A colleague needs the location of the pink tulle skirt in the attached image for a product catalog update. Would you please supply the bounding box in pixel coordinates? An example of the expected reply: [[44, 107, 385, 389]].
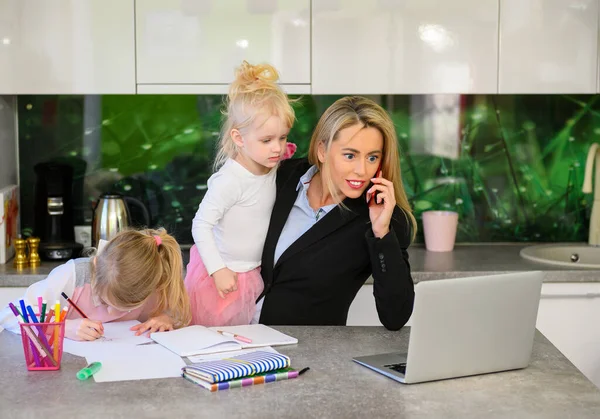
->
[[184, 245, 264, 327]]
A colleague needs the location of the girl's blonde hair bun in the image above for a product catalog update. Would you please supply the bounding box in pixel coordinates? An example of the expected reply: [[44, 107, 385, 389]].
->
[[229, 61, 281, 97]]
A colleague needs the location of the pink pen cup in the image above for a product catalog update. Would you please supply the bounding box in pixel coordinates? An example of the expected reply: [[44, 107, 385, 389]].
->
[[19, 322, 65, 371], [422, 210, 459, 252]]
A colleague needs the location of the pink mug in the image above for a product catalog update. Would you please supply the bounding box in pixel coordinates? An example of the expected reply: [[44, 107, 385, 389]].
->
[[422, 211, 459, 252]]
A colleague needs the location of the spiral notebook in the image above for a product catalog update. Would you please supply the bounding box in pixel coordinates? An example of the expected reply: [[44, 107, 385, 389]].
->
[[182, 351, 291, 384], [150, 324, 298, 357], [183, 367, 299, 392]]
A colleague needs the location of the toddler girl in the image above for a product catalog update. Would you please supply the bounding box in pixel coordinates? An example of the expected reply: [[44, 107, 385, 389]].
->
[[185, 61, 296, 326], [1, 228, 191, 340]]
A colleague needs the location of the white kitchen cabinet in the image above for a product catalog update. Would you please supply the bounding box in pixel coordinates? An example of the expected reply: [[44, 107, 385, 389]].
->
[[499, 0, 599, 94], [312, 0, 499, 94], [135, 0, 310, 88], [137, 83, 311, 94], [536, 282, 600, 389], [0, 0, 135, 94]]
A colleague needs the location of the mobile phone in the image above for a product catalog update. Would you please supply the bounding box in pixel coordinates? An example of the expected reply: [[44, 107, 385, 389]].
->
[[367, 162, 383, 206]]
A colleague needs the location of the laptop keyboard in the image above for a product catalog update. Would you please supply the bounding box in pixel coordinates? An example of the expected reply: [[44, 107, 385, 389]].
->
[[384, 362, 406, 375]]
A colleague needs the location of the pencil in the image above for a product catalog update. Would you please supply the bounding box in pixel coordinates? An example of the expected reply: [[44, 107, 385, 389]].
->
[[61, 292, 88, 318]]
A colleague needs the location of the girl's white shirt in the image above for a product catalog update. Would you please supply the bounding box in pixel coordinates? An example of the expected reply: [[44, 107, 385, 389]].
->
[[0, 261, 76, 333], [191, 159, 276, 275], [0, 240, 109, 333]]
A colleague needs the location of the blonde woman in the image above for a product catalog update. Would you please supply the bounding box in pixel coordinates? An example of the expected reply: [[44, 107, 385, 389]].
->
[[185, 61, 296, 327], [0, 228, 191, 340], [258, 96, 417, 330]]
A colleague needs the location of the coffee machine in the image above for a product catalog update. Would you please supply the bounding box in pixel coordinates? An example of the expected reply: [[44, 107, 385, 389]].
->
[[33, 162, 83, 260]]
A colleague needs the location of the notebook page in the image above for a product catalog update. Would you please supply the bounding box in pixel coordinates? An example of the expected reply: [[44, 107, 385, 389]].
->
[[209, 324, 298, 348], [151, 325, 242, 356]]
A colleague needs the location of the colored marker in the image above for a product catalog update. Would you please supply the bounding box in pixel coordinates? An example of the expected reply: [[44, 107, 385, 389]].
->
[[19, 299, 29, 323], [40, 300, 47, 322], [45, 309, 54, 323], [8, 302, 25, 322], [20, 322, 44, 367], [53, 300, 61, 361], [26, 306, 55, 359], [37, 297, 43, 317], [9, 303, 41, 367], [76, 362, 102, 380], [59, 307, 68, 322]]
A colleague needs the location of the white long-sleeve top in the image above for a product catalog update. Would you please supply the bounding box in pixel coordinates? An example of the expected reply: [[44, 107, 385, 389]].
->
[[191, 159, 276, 275], [1, 240, 111, 332]]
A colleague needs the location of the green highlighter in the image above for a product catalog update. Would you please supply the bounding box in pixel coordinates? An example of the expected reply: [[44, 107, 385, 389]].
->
[[76, 362, 102, 380]]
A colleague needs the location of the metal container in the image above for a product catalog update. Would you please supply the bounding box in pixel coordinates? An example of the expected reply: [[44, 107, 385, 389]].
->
[[91, 194, 150, 247]]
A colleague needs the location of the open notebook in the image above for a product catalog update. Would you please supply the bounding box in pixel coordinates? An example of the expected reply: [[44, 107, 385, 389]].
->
[[150, 324, 298, 357]]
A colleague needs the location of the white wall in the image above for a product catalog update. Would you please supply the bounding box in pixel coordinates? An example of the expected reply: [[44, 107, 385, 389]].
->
[[0, 95, 18, 189]]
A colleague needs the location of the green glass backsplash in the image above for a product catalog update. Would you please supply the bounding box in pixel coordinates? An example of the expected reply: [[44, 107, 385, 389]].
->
[[17, 94, 597, 244]]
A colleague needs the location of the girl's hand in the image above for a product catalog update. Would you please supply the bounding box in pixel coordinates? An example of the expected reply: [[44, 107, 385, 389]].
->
[[65, 318, 104, 341], [130, 314, 174, 336], [366, 171, 396, 238], [212, 268, 238, 299]]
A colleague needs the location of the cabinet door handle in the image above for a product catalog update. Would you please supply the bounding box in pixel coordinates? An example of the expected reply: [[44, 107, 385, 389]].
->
[[540, 293, 600, 299]]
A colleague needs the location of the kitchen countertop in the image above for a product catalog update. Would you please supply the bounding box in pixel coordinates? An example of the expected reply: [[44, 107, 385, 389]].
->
[[1, 244, 599, 287], [1, 326, 599, 418]]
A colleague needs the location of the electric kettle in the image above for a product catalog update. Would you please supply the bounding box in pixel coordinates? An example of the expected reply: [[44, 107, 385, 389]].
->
[[91, 193, 151, 247]]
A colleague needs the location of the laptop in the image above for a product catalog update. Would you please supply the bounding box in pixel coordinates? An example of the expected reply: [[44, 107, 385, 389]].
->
[[353, 271, 543, 384]]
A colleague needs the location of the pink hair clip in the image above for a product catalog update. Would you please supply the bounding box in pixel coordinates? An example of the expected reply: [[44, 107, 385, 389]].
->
[[154, 235, 162, 246], [282, 142, 297, 160]]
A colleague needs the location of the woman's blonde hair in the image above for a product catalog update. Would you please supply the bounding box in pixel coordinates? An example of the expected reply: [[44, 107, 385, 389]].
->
[[92, 228, 191, 327], [308, 96, 417, 240], [213, 61, 296, 170]]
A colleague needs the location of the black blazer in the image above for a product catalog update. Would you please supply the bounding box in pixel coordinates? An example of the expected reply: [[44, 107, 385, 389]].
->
[[259, 158, 414, 330]]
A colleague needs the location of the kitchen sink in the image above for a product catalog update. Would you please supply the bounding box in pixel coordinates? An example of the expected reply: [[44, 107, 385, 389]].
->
[[520, 244, 600, 269]]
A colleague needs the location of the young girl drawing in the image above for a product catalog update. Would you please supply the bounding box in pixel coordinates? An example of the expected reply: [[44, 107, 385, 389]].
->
[[185, 61, 296, 326], [0, 228, 191, 341]]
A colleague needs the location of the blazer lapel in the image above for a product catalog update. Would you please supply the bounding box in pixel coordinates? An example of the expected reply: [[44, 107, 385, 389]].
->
[[262, 164, 306, 280], [274, 197, 367, 269]]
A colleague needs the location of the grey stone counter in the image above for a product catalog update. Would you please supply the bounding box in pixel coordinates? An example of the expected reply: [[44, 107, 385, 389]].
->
[[1, 326, 599, 418], [2, 244, 599, 288], [406, 243, 600, 282]]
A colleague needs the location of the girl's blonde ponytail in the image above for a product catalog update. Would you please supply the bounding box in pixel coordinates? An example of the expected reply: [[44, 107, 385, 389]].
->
[[153, 230, 192, 327]]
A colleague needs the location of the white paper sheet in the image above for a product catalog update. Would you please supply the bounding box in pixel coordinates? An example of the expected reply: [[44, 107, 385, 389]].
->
[[187, 346, 279, 363], [84, 343, 186, 382], [63, 320, 152, 357]]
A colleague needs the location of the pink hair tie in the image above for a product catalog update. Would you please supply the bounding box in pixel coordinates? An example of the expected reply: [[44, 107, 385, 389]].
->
[[154, 235, 162, 246]]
